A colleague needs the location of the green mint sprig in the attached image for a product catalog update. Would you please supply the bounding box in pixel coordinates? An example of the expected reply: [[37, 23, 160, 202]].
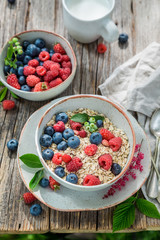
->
[[71, 113, 104, 123]]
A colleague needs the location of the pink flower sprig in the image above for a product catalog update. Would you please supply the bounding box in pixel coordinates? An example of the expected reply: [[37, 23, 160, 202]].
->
[[103, 142, 144, 199]]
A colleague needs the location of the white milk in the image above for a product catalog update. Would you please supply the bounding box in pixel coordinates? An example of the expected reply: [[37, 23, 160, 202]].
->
[[67, 0, 109, 20]]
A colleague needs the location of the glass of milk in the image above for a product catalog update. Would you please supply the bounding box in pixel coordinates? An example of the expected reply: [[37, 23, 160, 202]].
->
[[62, 0, 119, 43]]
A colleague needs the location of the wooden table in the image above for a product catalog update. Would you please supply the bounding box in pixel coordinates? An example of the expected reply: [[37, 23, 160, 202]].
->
[[0, 0, 160, 234]]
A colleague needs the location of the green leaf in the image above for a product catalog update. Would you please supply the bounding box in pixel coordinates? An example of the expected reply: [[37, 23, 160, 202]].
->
[[136, 198, 160, 219], [0, 81, 4, 86], [71, 113, 88, 123], [10, 91, 19, 99], [113, 203, 135, 232], [91, 115, 105, 121], [0, 87, 8, 102], [19, 154, 43, 168], [123, 196, 136, 204], [29, 169, 44, 190]]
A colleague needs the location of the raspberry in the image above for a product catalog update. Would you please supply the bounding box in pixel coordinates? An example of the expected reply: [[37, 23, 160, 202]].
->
[[79, 130, 87, 138], [49, 176, 60, 190], [66, 157, 83, 172], [70, 120, 82, 131], [97, 43, 107, 53], [84, 144, 98, 156], [49, 78, 63, 88], [99, 128, 115, 141], [59, 68, 71, 80], [2, 100, 15, 110], [109, 137, 122, 151], [52, 153, 62, 165], [39, 51, 50, 61], [61, 61, 72, 69], [50, 63, 60, 72], [51, 53, 63, 62], [74, 130, 79, 135], [43, 60, 54, 70], [23, 192, 36, 204], [43, 71, 54, 82], [98, 154, 112, 170], [36, 66, 46, 76], [53, 121, 65, 132], [53, 43, 66, 55], [102, 139, 109, 147], [23, 66, 36, 76], [50, 67, 59, 78], [7, 74, 20, 89], [33, 82, 50, 92], [83, 175, 101, 186], [28, 59, 39, 67], [26, 75, 40, 87], [62, 55, 70, 62], [62, 154, 72, 163]]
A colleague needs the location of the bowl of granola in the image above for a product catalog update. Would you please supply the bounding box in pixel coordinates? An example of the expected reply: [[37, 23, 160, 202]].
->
[[35, 95, 136, 191]]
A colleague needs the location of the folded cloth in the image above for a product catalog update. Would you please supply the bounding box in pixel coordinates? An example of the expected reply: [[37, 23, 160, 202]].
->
[[98, 42, 160, 153]]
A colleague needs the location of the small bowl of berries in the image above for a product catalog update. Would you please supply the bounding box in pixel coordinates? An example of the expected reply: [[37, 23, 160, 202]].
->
[[0, 30, 77, 101], [35, 95, 136, 192]]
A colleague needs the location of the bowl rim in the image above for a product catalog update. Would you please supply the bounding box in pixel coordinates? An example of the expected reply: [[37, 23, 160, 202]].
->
[[35, 94, 136, 190], [0, 29, 77, 94]]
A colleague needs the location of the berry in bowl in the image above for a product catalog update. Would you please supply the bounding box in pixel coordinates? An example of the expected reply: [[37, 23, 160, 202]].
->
[[0, 30, 76, 101], [35, 95, 136, 192]]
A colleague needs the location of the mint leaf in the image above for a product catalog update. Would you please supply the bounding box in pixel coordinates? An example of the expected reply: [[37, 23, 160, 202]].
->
[[71, 113, 88, 123], [113, 203, 135, 232], [123, 196, 136, 204], [0, 81, 4, 86], [91, 115, 104, 121], [136, 198, 160, 219], [10, 91, 19, 99], [0, 87, 8, 102], [19, 154, 43, 168], [29, 169, 44, 190]]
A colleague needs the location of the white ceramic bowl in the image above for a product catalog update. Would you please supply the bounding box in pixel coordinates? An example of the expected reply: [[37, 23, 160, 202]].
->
[[35, 95, 136, 191], [0, 30, 77, 101]]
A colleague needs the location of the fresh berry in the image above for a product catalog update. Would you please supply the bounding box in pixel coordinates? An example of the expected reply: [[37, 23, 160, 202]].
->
[[7, 139, 18, 151], [43, 60, 54, 70], [89, 117, 96, 123], [84, 144, 98, 156], [16, 61, 23, 67], [35, 57, 40, 62], [41, 48, 49, 52], [66, 173, 78, 184], [111, 163, 122, 176], [98, 154, 112, 170], [49, 176, 60, 190], [17, 52, 25, 61], [102, 139, 109, 147], [51, 53, 62, 62], [68, 136, 80, 149], [62, 154, 72, 163], [39, 61, 43, 66], [28, 59, 39, 67], [96, 120, 103, 128], [7, 74, 21, 89], [43, 71, 54, 82], [17, 66, 24, 76], [50, 63, 60, 71], [83, 175, 101, 186], [33, 82, 50, 92], [40, 134, 52, 147], [18, 76, 26, 85], [21, 85, 31, 91], [62, 55, 70, 62], [23, 66, 36, 76], [52, 153, 62, 165], [49, 49, 55, 57], [4, 65, 10, 75], [109, 137, 122, 151], [63, 128, 74, 140], [56, 112, 68, 123], [61, 61, 72, 69], [23, 55, 32, 65], [52, 132, 63, 144], [97, 43, 107, 53], [39, 178, 49, 188], [23, 192, 36, 204], [70, 120, 82, 131], [22, 40, 30, 49], [34, 38, 45, 48], [53, 121, 65, 132], [53, 43, 66, 55], [49, 78, 63, 88], [57, 141, 68, 151], [36, 47, 41, 55], [66, 157, 82, 172], [118, 33, 128, 44], [99, 128, 115, 141], [79, 130, 87, 138], [54, 166, 65, 178], [30, 204, 42, 216], [74, 130, 79, 135], [90, 132, 102, 145], [44, 126, 55, 136], [39, 51, 50, 61], [42, 148, 54, 160], [2, 100, 15, 110], [26, 44, 38, 57], [26, 75, 40, 87], [10, 67, 17, 75], [59, 68, 71, 80], [50, 67, 59, 78]]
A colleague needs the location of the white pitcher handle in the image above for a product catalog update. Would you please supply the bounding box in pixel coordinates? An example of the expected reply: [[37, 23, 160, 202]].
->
[[100, 19, 119, 43]]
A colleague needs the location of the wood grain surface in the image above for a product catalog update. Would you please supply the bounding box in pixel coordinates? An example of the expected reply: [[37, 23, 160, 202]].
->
[[0, 0, 160, 233]]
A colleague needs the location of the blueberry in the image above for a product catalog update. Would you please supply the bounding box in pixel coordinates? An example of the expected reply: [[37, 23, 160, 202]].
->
[[34, 38, 45, 48], [66, 173, 78, 184], [23, 55, 32, 65], [22, 40, 30, 50], [18, 76, 26, 85], [26, 44, 38, 57], [118, 33, 128, 44], [16, 61, 23, 67], [40, 134, 52, 147], [21, 85, 30, 91], [17, 52, 25, 61], [54, 166, 65, 178], [4, 65, 10, 75], [96, 120, 103, 128], [41, 48, 49, 52], [57, 141, 68, 151], [50, 49, 55, 54], [42, 148, 54, 160], [39, 178, 49, 188], [68, 136, 80, 149], [63, 128, 74, 140], [111, 163, 122, 176], [8, 0, 16, 4], [36, 47, 41, 55], [55, 112, 68, 123], [7, 139, 18, 151], [10, 67, 17, 75], [90, 132, 102, 145], [35, 57, 40, 62], [17, 66, 24, 76], [39, 61, 43, 66], [44, 126, 55, 136], [52, 132, 63, 144], [30, 204, 42, 216]]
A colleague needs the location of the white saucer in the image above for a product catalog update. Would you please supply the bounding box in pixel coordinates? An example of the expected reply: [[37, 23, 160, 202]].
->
[[17, 95, 151, 212]]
